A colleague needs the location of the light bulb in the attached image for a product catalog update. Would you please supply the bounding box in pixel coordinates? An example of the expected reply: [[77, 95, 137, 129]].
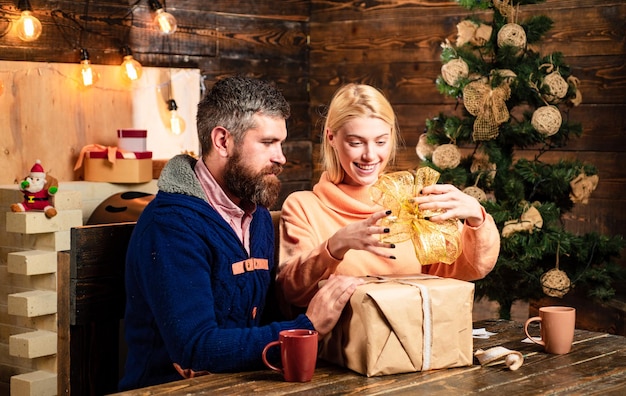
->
[[79, 49, 98, 87], [149, 0, 177, 34], [16, 10, 42, 41], [154, 9, 177, 34], [168, 99, 186, 135], [121, 55, 143, 82]]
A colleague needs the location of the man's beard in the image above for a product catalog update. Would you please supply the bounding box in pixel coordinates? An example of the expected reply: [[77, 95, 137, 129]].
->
[[224, 149, 283, 208]]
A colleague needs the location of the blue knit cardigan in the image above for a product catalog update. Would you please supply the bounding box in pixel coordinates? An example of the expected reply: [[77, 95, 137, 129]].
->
[[119, 155, 313, 391]]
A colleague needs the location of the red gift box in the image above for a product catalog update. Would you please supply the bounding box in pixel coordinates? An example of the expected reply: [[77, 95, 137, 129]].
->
[[117, 129, 147, 152]]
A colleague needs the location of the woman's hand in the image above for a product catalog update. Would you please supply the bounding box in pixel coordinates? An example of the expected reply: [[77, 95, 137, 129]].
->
[[413, 184, 485, 227], [327, 210, 396, 260]]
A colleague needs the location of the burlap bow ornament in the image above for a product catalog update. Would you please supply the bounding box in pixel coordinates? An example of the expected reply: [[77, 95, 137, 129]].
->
[[463, 80, 511, 141], [370, 167, 463, 265]]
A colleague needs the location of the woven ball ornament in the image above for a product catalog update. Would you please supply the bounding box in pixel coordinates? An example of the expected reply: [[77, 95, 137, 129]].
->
[[540, 268, 571, 298], [441, 58, 469, 87], [470, 155, 497, 182], [463, 186, 487, 202], [531, 105, 562, 136], [497, 23, 526, 50], [431, 144, 461, 169], [543, 72, 569, 103]]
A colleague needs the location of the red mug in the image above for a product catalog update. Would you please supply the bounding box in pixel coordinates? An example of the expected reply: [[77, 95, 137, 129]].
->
[[262, 329, 318, 382]]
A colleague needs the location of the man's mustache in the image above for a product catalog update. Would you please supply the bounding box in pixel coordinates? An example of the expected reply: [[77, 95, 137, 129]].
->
[[267, 163, 283, 176]]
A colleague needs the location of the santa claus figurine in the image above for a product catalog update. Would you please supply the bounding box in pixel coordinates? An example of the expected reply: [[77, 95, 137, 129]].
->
[[11, 160, 58, 218]]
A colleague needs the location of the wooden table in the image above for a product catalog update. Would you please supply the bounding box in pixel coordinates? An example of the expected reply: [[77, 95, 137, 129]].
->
[[111, 319, 626, 395]]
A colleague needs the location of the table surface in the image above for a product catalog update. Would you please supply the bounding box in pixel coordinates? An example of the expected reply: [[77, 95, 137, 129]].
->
[[112, 319, 626, 395]]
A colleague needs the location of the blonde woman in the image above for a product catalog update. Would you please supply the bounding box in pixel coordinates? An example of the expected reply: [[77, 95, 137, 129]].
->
[[276, 83, 500, 308]]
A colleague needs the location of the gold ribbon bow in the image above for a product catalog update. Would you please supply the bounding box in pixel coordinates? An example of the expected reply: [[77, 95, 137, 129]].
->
[[370, 167, 462, 265], [463, 80, 511, 141]]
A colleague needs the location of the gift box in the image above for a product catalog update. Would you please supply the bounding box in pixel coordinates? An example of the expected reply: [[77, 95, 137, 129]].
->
[[319, 275, 474, 376], [84, 150, 153, 183], [117, 129, 147, 152]]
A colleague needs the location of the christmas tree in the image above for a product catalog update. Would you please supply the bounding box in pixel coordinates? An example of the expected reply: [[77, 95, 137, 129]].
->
[[420, 0, 625, 319]]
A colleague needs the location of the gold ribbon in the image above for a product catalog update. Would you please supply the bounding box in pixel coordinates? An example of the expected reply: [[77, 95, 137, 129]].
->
[[370, 167, 462, 265]]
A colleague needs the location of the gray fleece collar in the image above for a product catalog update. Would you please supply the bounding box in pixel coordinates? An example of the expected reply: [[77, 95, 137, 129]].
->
[[157, 154, 208, 201]]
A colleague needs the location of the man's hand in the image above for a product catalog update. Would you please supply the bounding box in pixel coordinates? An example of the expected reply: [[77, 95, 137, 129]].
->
[[305, 274, 363, 338]]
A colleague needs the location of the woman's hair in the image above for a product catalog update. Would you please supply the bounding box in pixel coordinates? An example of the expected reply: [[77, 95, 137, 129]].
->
[[321, 83, 399, 184], [196, 76, 291, 155]]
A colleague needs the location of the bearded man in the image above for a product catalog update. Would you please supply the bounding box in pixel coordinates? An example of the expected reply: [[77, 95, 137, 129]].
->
[[120, 76, 361, 391]]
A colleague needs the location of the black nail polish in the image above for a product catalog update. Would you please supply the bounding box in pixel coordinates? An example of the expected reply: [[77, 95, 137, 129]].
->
[[390, 244, 396, 248], [385, 210, 392, 215], [383, 228, 390, 233], [390, 256, 396, 260], [424, 216, 430, 221]]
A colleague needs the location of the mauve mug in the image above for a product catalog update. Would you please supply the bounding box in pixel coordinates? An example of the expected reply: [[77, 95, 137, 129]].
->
[[524, 306, 576, 354], [262, 329, 318, 382]]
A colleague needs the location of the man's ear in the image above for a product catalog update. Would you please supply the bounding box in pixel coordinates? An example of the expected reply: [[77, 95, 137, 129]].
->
[[211, 127, 231, 157]]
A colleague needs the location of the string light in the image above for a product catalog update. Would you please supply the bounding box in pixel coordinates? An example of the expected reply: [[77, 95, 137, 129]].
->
[[167, 99, 186, 135], [79, 48, 98, 87], [120, 46, 143, 82], [148, 0, 177, 35], [15, 0, 42, 42]]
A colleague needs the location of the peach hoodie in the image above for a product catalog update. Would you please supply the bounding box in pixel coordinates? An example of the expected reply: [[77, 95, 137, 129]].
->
[[276, 172, 500, 307]]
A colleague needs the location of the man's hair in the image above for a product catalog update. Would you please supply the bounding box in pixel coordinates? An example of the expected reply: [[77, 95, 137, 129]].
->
[[197, 76, 291, 155], [320, 83, 399, 184]]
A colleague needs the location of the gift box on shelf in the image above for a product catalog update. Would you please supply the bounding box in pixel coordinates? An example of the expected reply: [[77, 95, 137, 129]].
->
[[319, 274, 474, 376], [81, 149, 153, 183], [117, 129, 147, 152]]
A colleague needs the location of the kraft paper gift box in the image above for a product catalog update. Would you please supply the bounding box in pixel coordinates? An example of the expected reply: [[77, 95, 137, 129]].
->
[[319, 275, 474, 376], [84, 150, 153, 183]]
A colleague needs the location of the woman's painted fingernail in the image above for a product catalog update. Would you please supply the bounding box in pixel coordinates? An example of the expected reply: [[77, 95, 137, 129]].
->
[[383, 228, 390, 233], [424, 216, 430, 221], [390, 255, 396, 260], [385, 210, 392, 215], [390, 244, 396, 248]]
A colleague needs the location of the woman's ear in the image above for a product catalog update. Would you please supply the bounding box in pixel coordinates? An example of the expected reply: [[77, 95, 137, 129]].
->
[[326, 128, 335, 146]]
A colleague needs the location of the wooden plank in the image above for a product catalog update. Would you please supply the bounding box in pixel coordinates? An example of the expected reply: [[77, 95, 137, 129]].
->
[[69, 223, 134, 325], [57, 251, 71, 396]]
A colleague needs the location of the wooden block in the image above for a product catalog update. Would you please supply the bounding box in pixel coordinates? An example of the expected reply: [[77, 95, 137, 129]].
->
[[9, 330, 57, 358], [8, 250, 57, 275], [34, 231, 71, 252], [0, 187, 21, 206], [8, 290, 57, 317], [5, 210, 82, 234], [10, 370, 57, 396], [51, 190, 82, 211]]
